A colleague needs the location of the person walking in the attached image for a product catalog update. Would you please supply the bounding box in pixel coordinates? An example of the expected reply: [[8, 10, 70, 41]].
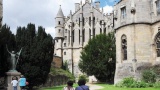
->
[[19, 75, 26, 90], [75, 79, 89, 90], [11, 77, 18, 90], [63, 80, 75, 90]]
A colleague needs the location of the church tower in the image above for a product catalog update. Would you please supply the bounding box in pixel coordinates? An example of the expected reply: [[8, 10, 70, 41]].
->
[[54, 0, 114, 79], [54, 5, 64, 57]]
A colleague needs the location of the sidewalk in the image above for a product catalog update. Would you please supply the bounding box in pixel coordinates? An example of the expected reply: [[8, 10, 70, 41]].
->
[[86, 83, 104, 90]]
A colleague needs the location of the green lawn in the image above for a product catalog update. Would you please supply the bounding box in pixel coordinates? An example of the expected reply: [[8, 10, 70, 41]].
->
[[41, 84, 78, 90], [41, 83, 159, 90], [96, 84, 160, 90]]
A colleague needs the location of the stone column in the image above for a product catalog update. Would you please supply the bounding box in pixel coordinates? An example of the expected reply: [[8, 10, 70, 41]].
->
[[6, 72, 21, 90]]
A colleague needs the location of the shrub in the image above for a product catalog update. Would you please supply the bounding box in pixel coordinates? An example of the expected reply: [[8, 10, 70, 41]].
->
[[122, 77, 136, 87], [153, 82, 160, 88], [142, 69, 156, 83], [115, 77, 148, 88], [78, 75, 88, 82]]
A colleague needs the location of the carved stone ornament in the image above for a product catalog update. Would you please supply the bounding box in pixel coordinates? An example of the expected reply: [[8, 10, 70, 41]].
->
[[131, 7, 136, 14]]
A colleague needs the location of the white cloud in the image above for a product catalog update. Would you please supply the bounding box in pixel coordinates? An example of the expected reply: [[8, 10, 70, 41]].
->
[[3, 0, 87, 38], [103, 5, 113, 14], [3, 0, 112, 38]]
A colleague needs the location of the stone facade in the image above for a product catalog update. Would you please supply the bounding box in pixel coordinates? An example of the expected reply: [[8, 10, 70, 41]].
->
[[114, 0, 160, 84], [54, 0, 113, 77], [54, 0, 160, 83]]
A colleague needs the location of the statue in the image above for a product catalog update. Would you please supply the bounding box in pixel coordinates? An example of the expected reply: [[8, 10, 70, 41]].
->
[[6, 45, 22, 72]]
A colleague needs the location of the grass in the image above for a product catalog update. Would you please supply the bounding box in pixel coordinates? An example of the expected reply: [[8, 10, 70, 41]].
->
[[41, 83, 160, 90], [41, 84, 78, 90], [96, 83, 160, 90]]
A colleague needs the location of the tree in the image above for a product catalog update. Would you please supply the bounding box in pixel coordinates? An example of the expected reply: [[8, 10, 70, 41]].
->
[[79, 32, 116, 83], [0, 24, 16, 77], [16, 23, 54, 89]]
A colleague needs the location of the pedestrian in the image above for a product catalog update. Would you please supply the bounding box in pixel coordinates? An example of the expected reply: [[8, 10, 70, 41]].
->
[[75, 79, 89, 90], [11, 77, 18, 90], [19, 75, 26, 90], [63, 80, 75, 90]]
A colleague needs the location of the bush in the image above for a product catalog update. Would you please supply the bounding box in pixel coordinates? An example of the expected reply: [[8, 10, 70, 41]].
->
[[50, 68, 75, 81], [115, 77, 148, 88], [153, 82, 160, 88], [142, 69, 156, 83], [78, 75, 88, 82]]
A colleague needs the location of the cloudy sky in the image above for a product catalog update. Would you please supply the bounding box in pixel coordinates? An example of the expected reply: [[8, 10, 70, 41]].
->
[[3, 0, 119, 38]]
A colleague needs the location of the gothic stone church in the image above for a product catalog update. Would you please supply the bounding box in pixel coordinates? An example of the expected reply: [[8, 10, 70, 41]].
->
[[114, 0, 160, 83], [54, 0, 113, 77], [54, 0, 160, 83]]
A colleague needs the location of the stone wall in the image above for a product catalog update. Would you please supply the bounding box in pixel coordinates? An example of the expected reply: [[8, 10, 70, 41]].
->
[[114, 62, 152, 84], [43, 74, 69, 87], [53, 56, 62, 68]]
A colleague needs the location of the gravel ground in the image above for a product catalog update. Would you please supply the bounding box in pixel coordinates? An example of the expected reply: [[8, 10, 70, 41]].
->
[[86, 83, 104, 90]]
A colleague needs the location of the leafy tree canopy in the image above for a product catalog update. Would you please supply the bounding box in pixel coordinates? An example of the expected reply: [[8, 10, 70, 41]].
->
[[16, 23, 54, 89], [79, 32, 116, 83], [0, 24, 16, 76]]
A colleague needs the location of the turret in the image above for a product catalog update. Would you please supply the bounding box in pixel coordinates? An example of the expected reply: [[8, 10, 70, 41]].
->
[[95, 1, 100, 10], [55, 5, 64, 38], [101, 7, 104, 33], [75, 3, 80, 12]]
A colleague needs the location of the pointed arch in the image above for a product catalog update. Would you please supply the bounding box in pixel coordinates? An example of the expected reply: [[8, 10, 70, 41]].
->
[[79, 29, 80, 44], [100, 28, 102, 34], [68, 30, 70, 45], [104, 28, 106, 34], [89, 29, 91, 39], [82, 29, 85, 42], [121, 34, 127, 60], [155, 31, 160, 57], [93, 28, 95, 37], [72, 30, 74, 42]]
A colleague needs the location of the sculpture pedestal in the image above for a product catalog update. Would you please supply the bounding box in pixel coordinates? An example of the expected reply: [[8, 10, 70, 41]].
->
[[6, 72, 21, 90]]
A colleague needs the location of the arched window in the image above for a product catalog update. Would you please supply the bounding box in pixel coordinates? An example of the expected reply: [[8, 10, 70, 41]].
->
[[79, 18, 80, 26], [156, 0, 160, 15], [64, 52, 66, 55], [100, 28, 102, 34], [82, 29, 85, 42], [104, 28, 106, 34], [68, 30, 70, 44], [121, 35, 127, 60], [83, 17, 85, 26], [155, 32, 160, 57], [79, 30, 80, 44], [93, 28, 95, 37], [89, 17, 91, 25], [89, 29, 91, 39], [72, 30, 74, 42], [93, 17, 95, 26], [58, 21, 61, 25]]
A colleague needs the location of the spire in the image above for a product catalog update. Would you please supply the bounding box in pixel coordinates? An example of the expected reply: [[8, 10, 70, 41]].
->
[[56, 5, 64, 17], [80, 0, 82, 7], [70, 10, 72, 21], [90, 5, 93, 13], [70, 10, 72, 15], [102, 7, 104, 13]]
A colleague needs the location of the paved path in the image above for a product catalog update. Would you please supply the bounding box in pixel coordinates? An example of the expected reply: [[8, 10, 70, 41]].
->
[[86, 83, 104, 90]]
